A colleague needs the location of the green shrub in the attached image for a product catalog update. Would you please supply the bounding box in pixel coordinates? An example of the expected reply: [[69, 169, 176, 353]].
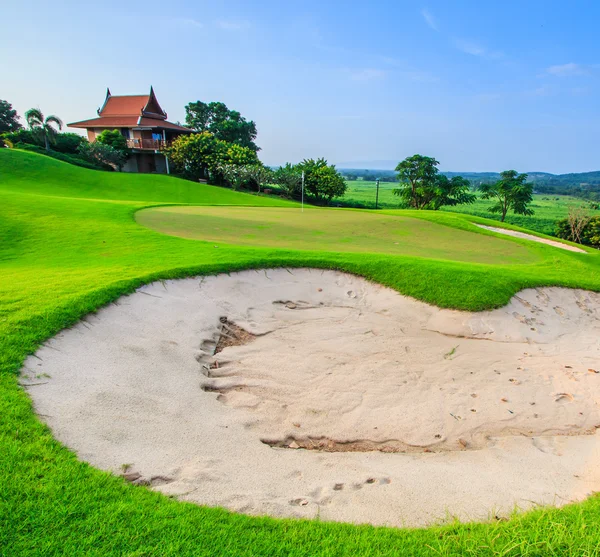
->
[[54, 132, 87, 154], [556, 216, 600, 247]]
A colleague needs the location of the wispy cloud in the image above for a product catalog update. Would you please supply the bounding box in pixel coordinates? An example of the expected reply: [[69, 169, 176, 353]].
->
[[216, 20, 251, 30], [346, 68, 387, 81], [546, 62, 587, 77], [421, 9, 438, 31], [380, 57, 438, 83], [172, 17, 203, 29], [454, 38, 503, 60]]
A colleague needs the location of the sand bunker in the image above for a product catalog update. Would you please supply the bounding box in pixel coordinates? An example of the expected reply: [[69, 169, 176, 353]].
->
[[22, 269, 600, 527], [475, 223, 586, 253]]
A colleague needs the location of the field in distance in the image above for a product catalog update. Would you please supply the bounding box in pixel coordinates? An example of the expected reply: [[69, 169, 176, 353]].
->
[[341, 180, 597, 235]]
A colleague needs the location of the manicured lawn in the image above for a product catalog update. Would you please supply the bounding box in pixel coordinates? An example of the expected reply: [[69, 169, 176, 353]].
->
[[136, 206, 540, 265], [341, 179, 599, 235], [2, 149, 600, 556]]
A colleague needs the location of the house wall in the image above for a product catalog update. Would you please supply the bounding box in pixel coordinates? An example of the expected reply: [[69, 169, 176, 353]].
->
[[122, 154, 139, 173]]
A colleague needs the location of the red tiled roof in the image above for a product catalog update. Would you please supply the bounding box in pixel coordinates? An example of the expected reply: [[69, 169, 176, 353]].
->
[[68, 116, 191, 132], [100, 95, 150, 117]]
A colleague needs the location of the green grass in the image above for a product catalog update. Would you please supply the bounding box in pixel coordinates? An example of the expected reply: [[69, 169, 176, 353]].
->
[[342, 179, 598, 235], [136, 206, 540, 265], [2, 148, 600, 556]]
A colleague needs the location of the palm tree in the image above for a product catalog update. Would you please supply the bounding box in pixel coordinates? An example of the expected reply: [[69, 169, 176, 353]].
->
[[25, 108, 63, 152]]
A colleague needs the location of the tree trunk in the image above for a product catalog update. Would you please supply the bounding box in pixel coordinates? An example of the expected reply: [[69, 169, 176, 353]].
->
[[44, 134, 50, 152]]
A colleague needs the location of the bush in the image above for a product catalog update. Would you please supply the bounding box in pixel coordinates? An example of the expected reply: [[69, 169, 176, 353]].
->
[[16, 143, 110, 171], [96, 129, 129, 155], [54, 133, 87, 154], [78, 141, 128, 171], [556, 216, 600, 248], [2, 129, 39, 146], [2, 130, 87, 154]]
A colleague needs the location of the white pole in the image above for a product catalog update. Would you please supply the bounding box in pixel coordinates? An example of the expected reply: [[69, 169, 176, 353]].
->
[[301, 171, 305, 213]]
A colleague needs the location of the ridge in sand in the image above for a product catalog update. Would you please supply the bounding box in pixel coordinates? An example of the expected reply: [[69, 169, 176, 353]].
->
[[22, 269, 600, 527]]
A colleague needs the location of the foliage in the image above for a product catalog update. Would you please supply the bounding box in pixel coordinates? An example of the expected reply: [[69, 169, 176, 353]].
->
[[296, 158, 347, 204], [78, 141, 127, 171], [274, 163, 302, 198], [54, 132, 87, 154], [96, 129, 129, 156], [25, 108, 63, 151], [216, 163, 273, 192], [556, 215, 600, 247], [15, 142, 109, 171], [2, 129, 86, 154], [0, 99, 22, 133], [479, 170, 534, 222], [165, 132, 259, 183], [393, 154, 475, 210], [1, 149, 600, 556], [185, 101, 259, 152], [243, 164, 273, 193]]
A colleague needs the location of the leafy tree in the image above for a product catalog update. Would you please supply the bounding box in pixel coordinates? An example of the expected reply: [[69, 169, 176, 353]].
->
[[392, 154, 475, 209], [25, 108, 63, 152], [0, 100, 22, 133], [165, 132, 217, 180], [185, 101, 259, 152], [96, 129, 129, 156], [296, 158, 347, 204], [479, 170, 534, 221], [427, 175, 476, 210], [274, 163, 302, 198], [165, 132, 259, 182], [216, 164, 251, 191], [78, 142, 127, 171], [244, 164, 273, 193]]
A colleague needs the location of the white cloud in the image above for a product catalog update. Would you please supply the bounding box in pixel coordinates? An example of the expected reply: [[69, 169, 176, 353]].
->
[[454, 38, 504, 60], [421, 9, 438, 31], [546, 63, 586, 77], [172, 17, 203, 28], [216, 20, 251, 30]]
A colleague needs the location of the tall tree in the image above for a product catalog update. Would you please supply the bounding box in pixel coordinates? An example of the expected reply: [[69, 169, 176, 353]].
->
[[0, 100, 22, 133], [25, 108, 63, 152], [185, 101, 259, 152], [479, 170, 534, 221], [296, 158, 347, 204], [393, 154, 475, 209]]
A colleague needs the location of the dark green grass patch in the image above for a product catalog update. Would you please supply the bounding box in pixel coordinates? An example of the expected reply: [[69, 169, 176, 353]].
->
[[2, 149, 600, 556]]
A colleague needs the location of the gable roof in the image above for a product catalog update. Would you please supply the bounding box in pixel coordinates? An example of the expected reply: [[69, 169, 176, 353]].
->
[[68, 87, 191, 132], [97, 86, 167, 119]]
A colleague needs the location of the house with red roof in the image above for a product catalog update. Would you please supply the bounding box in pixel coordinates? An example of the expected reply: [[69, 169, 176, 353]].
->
[[68, 87, 191, 173]]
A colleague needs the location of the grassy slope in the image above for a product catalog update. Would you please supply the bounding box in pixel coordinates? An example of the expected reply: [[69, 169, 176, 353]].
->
[[2, 149, 600, 556], [341, 179, 598, 235]]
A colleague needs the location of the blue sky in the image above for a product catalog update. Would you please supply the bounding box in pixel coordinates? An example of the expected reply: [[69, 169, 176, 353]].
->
[[3, 0, 600, 173]]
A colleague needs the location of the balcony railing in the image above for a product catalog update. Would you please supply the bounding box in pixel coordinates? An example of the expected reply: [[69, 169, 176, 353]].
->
[[126, 138, 170, 151]]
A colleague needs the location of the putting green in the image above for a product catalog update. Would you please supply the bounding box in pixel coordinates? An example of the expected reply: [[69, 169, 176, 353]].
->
[[136, 206, 539, 265]]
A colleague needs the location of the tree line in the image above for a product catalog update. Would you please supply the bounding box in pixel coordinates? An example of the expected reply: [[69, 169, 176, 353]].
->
[[392, 154, 534, 221]]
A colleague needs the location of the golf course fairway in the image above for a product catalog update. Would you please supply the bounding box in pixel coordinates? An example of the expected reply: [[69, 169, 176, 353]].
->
[[2, 148, 600, 556]]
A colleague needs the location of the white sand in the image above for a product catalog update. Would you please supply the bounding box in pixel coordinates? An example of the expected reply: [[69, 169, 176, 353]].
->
[[475, 224, 587, 253], [21, 269, 600, 528]]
